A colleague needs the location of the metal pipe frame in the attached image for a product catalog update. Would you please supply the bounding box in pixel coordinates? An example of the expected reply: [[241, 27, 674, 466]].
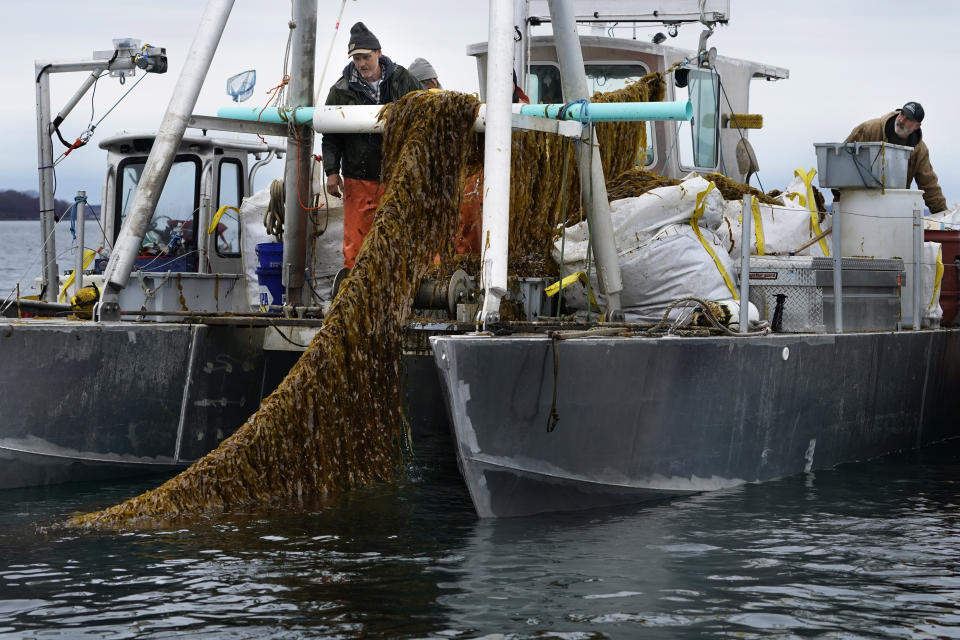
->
[[913, 203, 923, 330], [548, 0, 624, 320], [739, 195, 751, 333], [832, 201, 843, 333], [280, 0, 317, 306], [33, 57, 140, 302], [34, 69, 59, 302], [74, 191, 87, 297]]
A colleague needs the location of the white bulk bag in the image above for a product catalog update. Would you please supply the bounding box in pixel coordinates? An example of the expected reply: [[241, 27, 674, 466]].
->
[[716, 201, 833, 262], [556, 174, 725, 265], [561, 223, 739, 323], [922, 241, 944, 324], [239, 186, 274, 310]]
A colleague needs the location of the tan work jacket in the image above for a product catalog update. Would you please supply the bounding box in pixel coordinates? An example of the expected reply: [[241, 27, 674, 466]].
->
[[844, 110, 946, 213]]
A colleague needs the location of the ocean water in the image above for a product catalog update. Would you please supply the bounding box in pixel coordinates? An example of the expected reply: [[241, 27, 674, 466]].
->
[[0, 220, 104, 301], [1, 436, 958, 639], [1, 221, 959, 638]]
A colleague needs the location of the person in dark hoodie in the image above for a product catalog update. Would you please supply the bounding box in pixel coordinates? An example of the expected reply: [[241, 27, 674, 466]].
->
[[840, 101, 946, 213], [321, 22, 423, 268]]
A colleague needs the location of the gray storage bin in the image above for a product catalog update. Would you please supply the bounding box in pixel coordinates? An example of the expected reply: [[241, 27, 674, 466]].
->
[[813, 142, 911, 189]]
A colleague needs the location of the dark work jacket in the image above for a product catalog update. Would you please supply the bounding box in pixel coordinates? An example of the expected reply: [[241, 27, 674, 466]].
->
[[320, 56, 422, 181]]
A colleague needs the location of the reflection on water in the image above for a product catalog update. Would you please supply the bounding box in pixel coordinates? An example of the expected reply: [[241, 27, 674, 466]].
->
[[0, 433, 958, 638]]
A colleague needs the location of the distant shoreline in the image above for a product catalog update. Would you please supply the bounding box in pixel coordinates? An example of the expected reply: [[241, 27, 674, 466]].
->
[[0, 189, 100, 221], [0, 213, 101, 222]]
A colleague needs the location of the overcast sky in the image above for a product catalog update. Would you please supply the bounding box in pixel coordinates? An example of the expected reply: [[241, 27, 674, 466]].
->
[[2, 1, 957, 207]]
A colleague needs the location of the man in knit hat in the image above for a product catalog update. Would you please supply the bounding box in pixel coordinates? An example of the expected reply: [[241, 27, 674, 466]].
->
[[840, 101, 946, 213], [408, 58, 441, 90], [321, 22, 423, 268]]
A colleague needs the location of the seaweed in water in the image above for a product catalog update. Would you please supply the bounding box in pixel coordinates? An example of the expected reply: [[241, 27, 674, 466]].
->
[[65, 91, 481, 529], [64, 71, 782, 528]]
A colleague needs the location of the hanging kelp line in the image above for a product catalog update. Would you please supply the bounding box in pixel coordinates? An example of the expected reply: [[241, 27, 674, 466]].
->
[[65, 91, 481, 529], [474, 72, 670, 278], [63, 70, 771, 529]]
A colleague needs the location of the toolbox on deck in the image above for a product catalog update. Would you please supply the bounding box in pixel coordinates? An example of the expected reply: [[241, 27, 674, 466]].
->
[[746, 255, 905, 333]]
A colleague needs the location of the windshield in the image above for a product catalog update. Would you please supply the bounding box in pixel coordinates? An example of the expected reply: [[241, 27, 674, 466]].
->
[[116, 156, 200, 255], [528, 63, 655, 167]]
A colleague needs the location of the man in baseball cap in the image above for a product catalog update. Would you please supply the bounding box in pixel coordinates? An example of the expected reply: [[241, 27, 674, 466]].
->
[[841, 100, 945, 213], [320, 22, 423, 268]]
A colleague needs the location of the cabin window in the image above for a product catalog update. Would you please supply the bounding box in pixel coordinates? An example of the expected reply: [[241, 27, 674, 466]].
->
[[527, 63, 655, 167], [115, 155, 201, 256], [676, 68, 720, 170], [216, 158, 243, 257]]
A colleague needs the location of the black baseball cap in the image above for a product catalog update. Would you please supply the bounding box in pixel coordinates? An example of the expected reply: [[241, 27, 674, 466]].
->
[[901, 101, 924, 123]]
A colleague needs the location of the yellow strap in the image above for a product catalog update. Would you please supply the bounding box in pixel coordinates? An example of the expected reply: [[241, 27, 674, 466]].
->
[[794, 168, 830, 256], [691, 182, 738, 300], [545, 271, 599, 309], [784, 192, 806, 208], [930, 246, 944, 311], [59, 249, 98, 303], [209, 205, 240, 234], [750, 196, 766, 256]]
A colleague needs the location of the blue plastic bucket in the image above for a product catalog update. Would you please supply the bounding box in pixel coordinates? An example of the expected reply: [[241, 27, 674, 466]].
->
[[255, 242, 284, 306]]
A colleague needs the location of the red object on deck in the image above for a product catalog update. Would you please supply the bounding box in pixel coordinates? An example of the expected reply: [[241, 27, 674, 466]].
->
[[925, 229, 960, 326]]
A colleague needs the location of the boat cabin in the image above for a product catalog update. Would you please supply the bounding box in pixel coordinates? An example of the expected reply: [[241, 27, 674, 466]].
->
[[96, 133, 284, 276], [467, 35, 787, 184]]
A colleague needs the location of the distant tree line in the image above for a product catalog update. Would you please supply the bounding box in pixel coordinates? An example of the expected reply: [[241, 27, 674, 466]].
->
[[0, 190, 100, 221]]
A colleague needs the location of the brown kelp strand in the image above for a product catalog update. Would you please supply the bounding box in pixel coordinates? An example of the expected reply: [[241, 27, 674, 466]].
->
[[64, 91, 481, 530], [508, 131, 577, 276], [606, 168, 783, 207], [606, 168, 681, 200], [699, 172, 781, 206]]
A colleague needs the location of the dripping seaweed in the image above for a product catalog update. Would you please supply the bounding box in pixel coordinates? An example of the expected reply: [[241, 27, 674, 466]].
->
[[64, 91, 481, 530], [62, 72, 783, 530]]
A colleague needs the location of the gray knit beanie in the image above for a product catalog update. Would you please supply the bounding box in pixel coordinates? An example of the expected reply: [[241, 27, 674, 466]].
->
[[408, 57, 441, 88]]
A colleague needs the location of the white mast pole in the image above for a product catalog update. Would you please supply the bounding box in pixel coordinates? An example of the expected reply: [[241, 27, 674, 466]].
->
[[478, 0, 515, 326]]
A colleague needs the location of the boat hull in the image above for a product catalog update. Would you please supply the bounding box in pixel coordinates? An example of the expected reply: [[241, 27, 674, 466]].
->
[[0, 319, 270, 488], [431, 330, 960, 517], [0, 319, 453, 489]]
